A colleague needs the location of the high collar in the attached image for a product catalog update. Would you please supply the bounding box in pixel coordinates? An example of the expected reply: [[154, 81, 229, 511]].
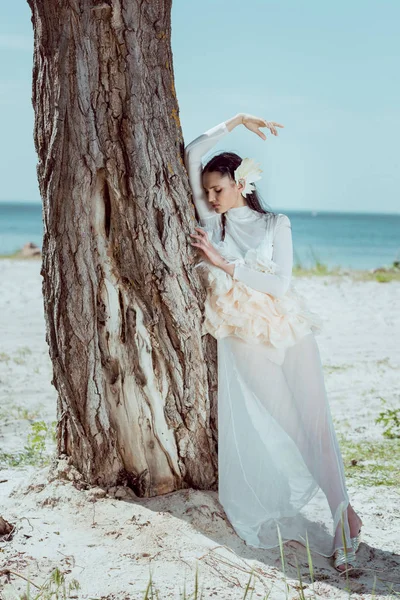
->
[[225, 204, 259, 221]]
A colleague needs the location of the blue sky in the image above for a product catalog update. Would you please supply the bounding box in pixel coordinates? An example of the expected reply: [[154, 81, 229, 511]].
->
[[1, 1, 399, 214]]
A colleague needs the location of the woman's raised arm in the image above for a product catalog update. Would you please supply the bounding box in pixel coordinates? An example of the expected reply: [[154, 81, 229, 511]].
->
[[183, 114, 243, 225]]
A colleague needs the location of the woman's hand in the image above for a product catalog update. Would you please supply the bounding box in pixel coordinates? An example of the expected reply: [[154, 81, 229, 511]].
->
[[189, 228, 227, 268], [241, 114, 284, 140]]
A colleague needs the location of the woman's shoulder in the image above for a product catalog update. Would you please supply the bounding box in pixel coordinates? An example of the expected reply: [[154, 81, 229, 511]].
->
[[262, 211, 291, 224], [275, 212, 292, 229], [260, 211, 291, 239]]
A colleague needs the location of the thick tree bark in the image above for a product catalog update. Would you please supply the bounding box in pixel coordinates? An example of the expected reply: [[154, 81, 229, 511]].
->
[[27, 0, 218, 496]]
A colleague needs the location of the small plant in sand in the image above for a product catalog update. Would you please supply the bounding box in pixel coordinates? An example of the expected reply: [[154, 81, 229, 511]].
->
[[375, 398, 400, 439], [2, 566, 80, 599], [0, 420, 56, 468], [338, 432, 400, 487], [353, 257, 400, 282], [26, 420, 56, 456], [293, 247, 342, 277], [12, 346, 33, 365]]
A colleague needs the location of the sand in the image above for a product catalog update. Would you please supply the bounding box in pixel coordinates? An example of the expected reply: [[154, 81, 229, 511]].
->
[[0, 258, 399, 599]]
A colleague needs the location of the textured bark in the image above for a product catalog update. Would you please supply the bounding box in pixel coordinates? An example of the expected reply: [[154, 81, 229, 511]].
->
[[27, 0, 218, 496]]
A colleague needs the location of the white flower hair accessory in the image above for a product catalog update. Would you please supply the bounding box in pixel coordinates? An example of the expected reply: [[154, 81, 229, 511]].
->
[[234, 158, 263, 197]]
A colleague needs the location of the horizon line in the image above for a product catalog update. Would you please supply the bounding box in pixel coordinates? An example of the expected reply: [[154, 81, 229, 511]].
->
[[0, 200, 399, 218]]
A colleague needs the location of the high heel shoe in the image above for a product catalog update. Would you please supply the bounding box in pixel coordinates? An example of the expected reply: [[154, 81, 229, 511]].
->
[[351, 527, 362, 553], [333, 545, 357, 572]]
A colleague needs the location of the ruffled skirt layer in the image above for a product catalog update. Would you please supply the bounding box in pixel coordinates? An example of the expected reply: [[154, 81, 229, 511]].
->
[[201, 264, 323, 366]]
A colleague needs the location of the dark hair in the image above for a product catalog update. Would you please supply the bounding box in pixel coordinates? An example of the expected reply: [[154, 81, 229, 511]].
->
[[202, 152, 276, 240]]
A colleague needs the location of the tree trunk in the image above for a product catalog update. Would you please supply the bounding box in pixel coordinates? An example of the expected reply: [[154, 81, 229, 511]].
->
[[27, 0, 218, 496]]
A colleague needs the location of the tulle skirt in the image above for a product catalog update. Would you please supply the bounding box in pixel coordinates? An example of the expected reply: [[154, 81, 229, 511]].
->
[[217, 331, 352, 557]]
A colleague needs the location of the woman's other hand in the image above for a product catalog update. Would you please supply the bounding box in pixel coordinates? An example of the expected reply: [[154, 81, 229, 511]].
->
[[189, 228, 227, 268], [241, 114, 284, 140]]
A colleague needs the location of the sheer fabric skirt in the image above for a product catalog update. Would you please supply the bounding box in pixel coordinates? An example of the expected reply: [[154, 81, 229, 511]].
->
[[217, 331, 351, 557]]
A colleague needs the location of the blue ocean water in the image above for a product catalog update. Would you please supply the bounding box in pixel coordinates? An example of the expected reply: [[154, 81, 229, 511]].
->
[[0, 202, 399, 270]]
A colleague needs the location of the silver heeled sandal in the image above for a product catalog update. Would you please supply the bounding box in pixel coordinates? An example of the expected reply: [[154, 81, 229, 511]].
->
[[351, 527, 362, 553], [333, 545, 357, 572]]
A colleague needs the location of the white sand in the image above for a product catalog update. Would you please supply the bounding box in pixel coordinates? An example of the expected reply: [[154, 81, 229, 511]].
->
[[1, 258, 399, 599]]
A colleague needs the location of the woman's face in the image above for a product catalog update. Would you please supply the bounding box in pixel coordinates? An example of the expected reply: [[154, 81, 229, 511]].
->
[[202, 171, 245, 214]]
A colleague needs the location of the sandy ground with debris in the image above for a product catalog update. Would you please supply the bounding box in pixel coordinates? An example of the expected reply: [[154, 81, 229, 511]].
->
[[0, 258, 399, 599]]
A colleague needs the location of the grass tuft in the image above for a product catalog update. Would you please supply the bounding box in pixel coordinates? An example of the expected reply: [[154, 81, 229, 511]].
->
[[338, 434, 400, 487], [0, 419, 56, 468], [375, 397, 400, 439], [293, 247, 400, 281]]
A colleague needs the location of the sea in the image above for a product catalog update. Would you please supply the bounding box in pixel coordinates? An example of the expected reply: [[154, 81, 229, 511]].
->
[[0, 201, 399, 271]]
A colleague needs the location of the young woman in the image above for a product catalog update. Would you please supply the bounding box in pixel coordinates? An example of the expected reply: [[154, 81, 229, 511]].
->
[[183, 113, 363, 572]]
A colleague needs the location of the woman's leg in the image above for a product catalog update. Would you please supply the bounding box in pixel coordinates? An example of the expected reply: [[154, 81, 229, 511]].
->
[[282, 333, 362, 553], [227, 331, 360, 554]]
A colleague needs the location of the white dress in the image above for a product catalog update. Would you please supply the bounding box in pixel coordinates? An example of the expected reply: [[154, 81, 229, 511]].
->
[[183, 121, 352, 557]]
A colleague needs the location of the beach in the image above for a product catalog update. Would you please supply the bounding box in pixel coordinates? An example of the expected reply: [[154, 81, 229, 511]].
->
[[0, 257, 399, 599]]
